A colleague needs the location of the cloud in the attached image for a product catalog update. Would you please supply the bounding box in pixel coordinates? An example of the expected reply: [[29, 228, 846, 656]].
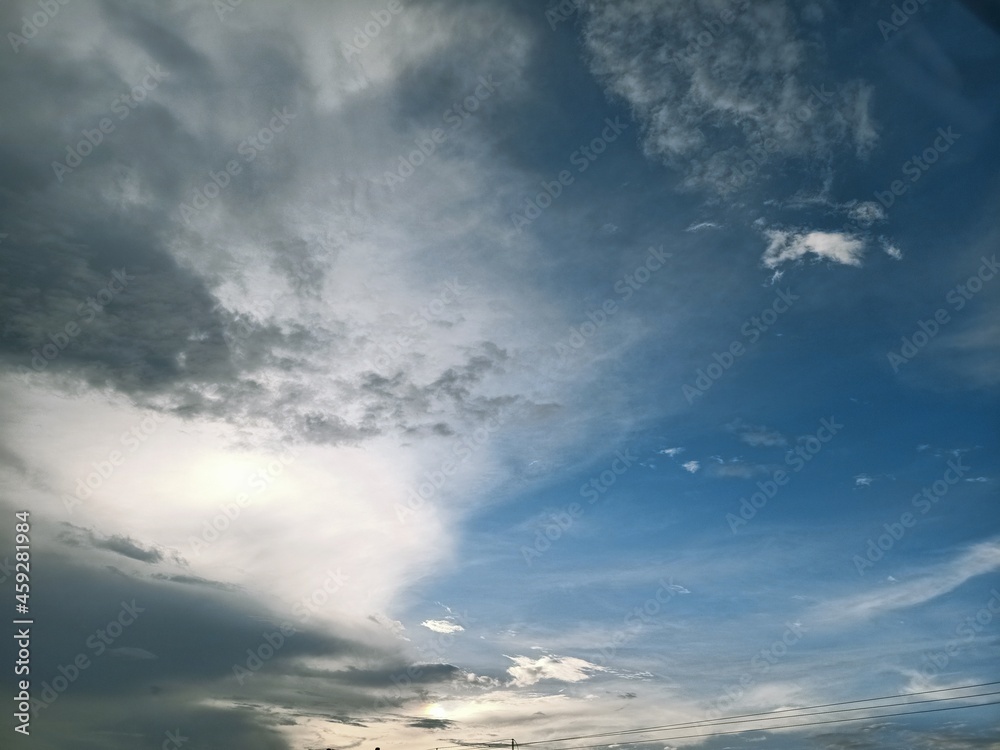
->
[[727, 419, 787, 447], [505, 654, 605, 687], [682, 460, 701, 473], [848, 201, 887, 226], [816, 539, 1000, 624], [582, 0, 878, 195], [421, 619, 465, 634], [659, 447, 685, 457], [854, 474, 874, 487], [761, 229, 867, 269], [685, 221, 720, 232], [57, 524, 170, 564]]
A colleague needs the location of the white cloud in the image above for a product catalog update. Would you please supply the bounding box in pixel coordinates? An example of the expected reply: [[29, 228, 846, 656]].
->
[[659, 447, 685, 457], [421, 619, 465, 634], [582, 0, 878, 194], [505, 654, 605, 687], [816, 539, 1000, 624], [849, 201, 886, 225], [881, 237, 903, 259], [682, 460, 701, 473], [685, 221, 720, 232], [854, 474, 874, 487], [761, 229, 866, 269]]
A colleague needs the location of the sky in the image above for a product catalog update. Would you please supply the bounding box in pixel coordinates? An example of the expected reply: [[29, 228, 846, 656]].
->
[[0, 0, 999, 749]]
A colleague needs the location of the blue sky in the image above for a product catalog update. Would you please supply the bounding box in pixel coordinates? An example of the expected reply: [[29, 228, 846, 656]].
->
[[0, 1, 998, 749]]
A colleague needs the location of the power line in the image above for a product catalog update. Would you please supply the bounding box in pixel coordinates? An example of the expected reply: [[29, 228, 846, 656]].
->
[[420, 680, 1000, 750], [515, 682, 1000, 745], [544, 698, 1000, 750]]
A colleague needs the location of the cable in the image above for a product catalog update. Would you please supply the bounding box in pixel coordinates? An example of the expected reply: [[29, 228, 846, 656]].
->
[[419, 680, 1000, 750], [516, 683, 1000, 744], [544, 698, 1000, 750]]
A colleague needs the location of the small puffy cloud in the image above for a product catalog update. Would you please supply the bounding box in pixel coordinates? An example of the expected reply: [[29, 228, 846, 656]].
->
[[505, 654, 605, 687], [422, 619, 465, 634], [660, 447, 685, 457], [854, 474, 874, 487], [881, 237, 903, 260], [682, 460, 701, 473], [762, 229, 866, 269], [728, 419, 787, 447], [848, 201, 886, 226]]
